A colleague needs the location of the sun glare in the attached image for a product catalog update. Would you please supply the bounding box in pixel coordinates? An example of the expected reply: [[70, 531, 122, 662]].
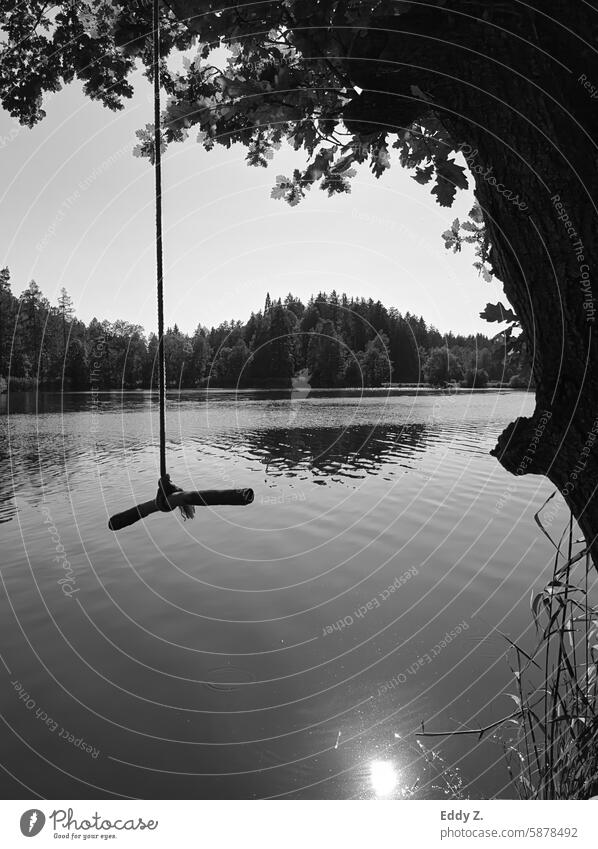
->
[[369, 760, 398, 797]]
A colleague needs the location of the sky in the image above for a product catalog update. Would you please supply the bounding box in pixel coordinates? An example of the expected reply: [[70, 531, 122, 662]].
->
[[0, 66, 506, 338]]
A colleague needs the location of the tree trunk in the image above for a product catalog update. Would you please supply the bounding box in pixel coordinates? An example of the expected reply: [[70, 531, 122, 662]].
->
[[374, 1, 598, 564]]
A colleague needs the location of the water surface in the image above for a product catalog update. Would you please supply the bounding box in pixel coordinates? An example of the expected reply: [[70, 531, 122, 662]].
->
[[0, 389, 568, 799]]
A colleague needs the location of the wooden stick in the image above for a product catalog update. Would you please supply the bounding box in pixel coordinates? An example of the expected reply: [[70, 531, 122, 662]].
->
[[108, 488, 254, 531], [108, 500, 159, 530]]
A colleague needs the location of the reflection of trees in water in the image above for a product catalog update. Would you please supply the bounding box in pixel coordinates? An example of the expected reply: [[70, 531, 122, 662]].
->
[[0, 393, 141, 523], [1, 388, 445, 417], [238, 424, 427, 481], [0, 392, 430, 523], [0, 427, 90, 523], [0, 391, 154, 416]]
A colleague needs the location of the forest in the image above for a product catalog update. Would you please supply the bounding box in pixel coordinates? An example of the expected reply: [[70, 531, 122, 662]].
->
[[0, 269, 528, 392]]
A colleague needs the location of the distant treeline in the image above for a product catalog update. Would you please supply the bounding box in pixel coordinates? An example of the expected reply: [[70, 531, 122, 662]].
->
[[0, 270, 530, 391]]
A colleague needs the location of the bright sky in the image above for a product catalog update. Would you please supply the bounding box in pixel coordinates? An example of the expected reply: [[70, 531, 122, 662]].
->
[[0, 66, 505, 337]]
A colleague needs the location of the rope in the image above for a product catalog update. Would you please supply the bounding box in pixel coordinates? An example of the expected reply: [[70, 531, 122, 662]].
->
[[106, 1, 255, 531], [153, 0, 167, 480], [151, 1, 194, 520]]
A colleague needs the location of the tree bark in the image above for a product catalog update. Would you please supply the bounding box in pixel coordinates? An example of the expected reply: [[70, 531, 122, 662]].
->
[[369, 1, 598, 565]]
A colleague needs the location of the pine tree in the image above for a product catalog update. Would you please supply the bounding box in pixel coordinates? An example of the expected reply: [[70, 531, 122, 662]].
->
[[0, 267, 11, 383], [307, 319, 345, 388], [57, 287, 74, 359], [19, 281, 48, 384]]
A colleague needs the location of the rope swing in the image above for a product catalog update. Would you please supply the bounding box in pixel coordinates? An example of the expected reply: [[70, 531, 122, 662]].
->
[[108, 0, 254, 531]]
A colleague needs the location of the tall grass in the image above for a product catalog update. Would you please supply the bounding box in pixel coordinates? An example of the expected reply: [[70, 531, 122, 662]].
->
[[502, 496, 598, 799], [420, 493, 598, 799]]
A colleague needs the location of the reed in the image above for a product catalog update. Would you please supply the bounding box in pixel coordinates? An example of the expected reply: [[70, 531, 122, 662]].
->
[[419, 493, 598, 799], [502, 495, 598, 799]]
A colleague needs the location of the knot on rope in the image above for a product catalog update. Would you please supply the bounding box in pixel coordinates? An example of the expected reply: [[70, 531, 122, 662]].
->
[[156, 475, 196, 521], [156, 475, 180, 511]]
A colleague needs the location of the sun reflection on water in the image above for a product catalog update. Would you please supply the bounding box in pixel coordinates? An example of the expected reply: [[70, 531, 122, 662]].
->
[[369, 760, 399, 797]]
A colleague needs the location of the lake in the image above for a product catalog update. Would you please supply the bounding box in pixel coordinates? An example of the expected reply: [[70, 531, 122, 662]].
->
[[0, 388, 570, 799]]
